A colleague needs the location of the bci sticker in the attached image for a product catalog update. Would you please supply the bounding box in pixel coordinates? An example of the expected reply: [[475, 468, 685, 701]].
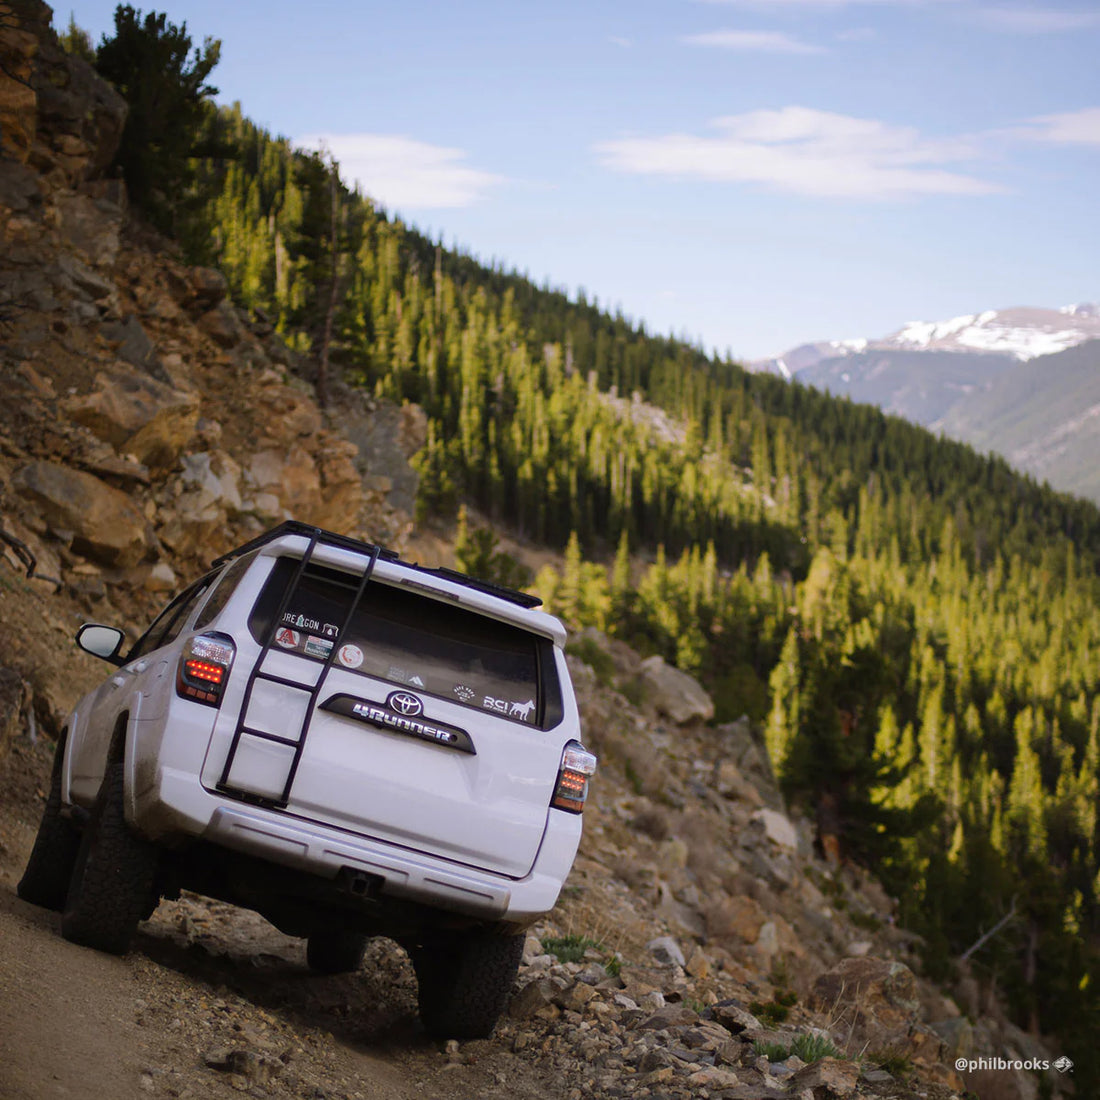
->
[[482, 695, 536, 721]]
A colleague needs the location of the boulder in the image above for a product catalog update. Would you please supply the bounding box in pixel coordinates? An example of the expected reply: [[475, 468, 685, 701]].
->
[[248, 446, 322, 522], [54, 191, 122, 267], [31, 50, 127, 184], [199, 301, 246, 348], [808, 957, 922, 1051], [100, 316, 169, 381], [705, 894, 767, 945], [56, 252, 115, 305], [12, 461, 149, 567], [255, 379, 323, 441], [63, 364, 199, 470], [0, 158, 40, 214], [157, 451, 243, 556], [751, 808, 799, 851], [708, 999, 763, 1034], [186, 266, 229, 313], [312, 435, 364, 531], [716, 716, 783, 810], [646, 935, 686, 968], [638, 655, 714, 725], [787, 1057, 860, 1097]]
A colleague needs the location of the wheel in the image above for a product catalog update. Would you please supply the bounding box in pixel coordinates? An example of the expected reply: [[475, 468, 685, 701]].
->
[[409, 929, 524, 1039], [17, 733, 80, 910], [60, 759, 160, 955], [306, 930, 369, 974]]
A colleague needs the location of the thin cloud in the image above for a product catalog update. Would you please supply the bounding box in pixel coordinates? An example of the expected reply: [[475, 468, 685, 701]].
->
[[971, 7, 1100, 32], [595, 106, 1001, 199], [683, 29, 826, 53], [609, 35, 633, 48], [1017, 107, 1100, 144], [297, 133, 503, 211]]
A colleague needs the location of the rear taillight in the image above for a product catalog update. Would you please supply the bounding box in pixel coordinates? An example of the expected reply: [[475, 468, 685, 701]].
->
[[551, 741, 598, 813], [176, 633, 235, 707]]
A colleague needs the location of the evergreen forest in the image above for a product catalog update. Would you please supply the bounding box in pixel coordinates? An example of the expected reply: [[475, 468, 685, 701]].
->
[[76, 8, 1100, 1086]]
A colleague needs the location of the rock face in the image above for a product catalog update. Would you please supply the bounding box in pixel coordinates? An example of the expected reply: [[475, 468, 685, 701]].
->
[[12, 461, 151, 567], [1, 0, 127, 183], [638, 655, 715, 724], [62, 364, 199, 470], [0, 670, 28, 759], [809, 957, 924, 1051]]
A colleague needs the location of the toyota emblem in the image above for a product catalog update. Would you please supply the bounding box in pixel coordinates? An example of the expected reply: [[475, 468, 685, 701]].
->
[[387, 690, 423, 717]]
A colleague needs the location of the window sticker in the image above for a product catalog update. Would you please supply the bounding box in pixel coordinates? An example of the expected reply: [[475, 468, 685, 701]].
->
[[453, 684, 475, 702], [275, 627, 301, 649], [387, 665, 409, 683], [510, 699, 536, 721], [338, 643, 364, 669], [408, 674, 425, 687], [283, 611, 325, 633], [483, 695, 509, 715], [305, 636, 333, 659]]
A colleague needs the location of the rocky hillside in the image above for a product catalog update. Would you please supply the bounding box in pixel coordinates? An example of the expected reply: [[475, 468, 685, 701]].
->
[[0, 7, 1070, 1100]]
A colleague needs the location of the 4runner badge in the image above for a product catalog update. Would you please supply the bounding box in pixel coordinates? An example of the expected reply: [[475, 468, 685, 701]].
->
[[320, 693, 475, 755]]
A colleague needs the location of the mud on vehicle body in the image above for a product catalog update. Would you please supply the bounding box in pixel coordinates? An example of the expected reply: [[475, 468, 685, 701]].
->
[[19, 521, 597, 1039]]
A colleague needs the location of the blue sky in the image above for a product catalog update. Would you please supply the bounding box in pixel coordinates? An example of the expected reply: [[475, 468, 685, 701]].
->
[[59, 0, 1099, 359]]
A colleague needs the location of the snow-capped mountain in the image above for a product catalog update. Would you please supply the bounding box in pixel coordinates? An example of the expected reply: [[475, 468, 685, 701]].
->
[[888, 305, 1100, 361], [752, 303, 1100, 502], [753, 304, 1100, 378]]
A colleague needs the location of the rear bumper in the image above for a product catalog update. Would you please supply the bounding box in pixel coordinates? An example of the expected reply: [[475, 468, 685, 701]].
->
[[136, 765, 582, 923]]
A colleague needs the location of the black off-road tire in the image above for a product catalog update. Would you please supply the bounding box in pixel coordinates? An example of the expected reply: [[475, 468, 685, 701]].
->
[[17, 733, 80, 911], [306, 930, 370, 975], [60, 760, 160, 955], [410, 929, 524, 1039]]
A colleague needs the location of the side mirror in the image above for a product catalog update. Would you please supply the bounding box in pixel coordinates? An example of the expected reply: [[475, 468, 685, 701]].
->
[[76, 624, 126, 666]]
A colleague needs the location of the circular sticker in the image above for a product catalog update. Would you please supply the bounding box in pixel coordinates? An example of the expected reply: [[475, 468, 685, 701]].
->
[[275, 628, 300, 649], [338, 643, 364, 669]]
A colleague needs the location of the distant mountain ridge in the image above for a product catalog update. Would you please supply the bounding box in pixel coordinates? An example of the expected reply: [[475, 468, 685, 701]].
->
[[754, 303, 1100, 502]]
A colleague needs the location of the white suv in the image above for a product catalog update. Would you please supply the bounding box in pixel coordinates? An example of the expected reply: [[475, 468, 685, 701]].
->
[[19, 522, 596, 1038]]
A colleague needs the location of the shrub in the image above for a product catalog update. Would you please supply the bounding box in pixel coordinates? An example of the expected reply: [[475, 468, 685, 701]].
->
[[791, 1033, 839, 1061], [541, 934, 602, 964]]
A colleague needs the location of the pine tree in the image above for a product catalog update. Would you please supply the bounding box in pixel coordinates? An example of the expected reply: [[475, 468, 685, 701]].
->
[[95, 6, 223, 238]]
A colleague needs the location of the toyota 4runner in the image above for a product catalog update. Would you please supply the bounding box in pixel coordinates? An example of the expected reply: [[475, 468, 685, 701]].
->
[[18, 521, 596, 1038]]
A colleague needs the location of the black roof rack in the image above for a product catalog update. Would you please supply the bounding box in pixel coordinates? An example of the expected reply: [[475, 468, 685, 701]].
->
[[211, 520, 542, 610], [210, 520, 400, 569]]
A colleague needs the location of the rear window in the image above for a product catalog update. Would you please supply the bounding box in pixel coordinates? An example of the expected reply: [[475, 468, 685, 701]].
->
[[249, 558, 563, 729], [128, 573, 217, 660], [194, 551, 256, 631]]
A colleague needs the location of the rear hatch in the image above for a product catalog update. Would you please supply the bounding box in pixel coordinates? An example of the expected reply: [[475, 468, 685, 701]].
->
[[202, 554, 568, 879]]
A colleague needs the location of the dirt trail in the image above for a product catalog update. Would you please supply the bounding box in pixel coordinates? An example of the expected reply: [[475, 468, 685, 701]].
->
[[0, 740, 551, 1100]]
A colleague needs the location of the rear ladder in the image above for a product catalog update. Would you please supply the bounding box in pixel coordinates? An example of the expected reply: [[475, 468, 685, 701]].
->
[[217, 529, 382, 808]]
